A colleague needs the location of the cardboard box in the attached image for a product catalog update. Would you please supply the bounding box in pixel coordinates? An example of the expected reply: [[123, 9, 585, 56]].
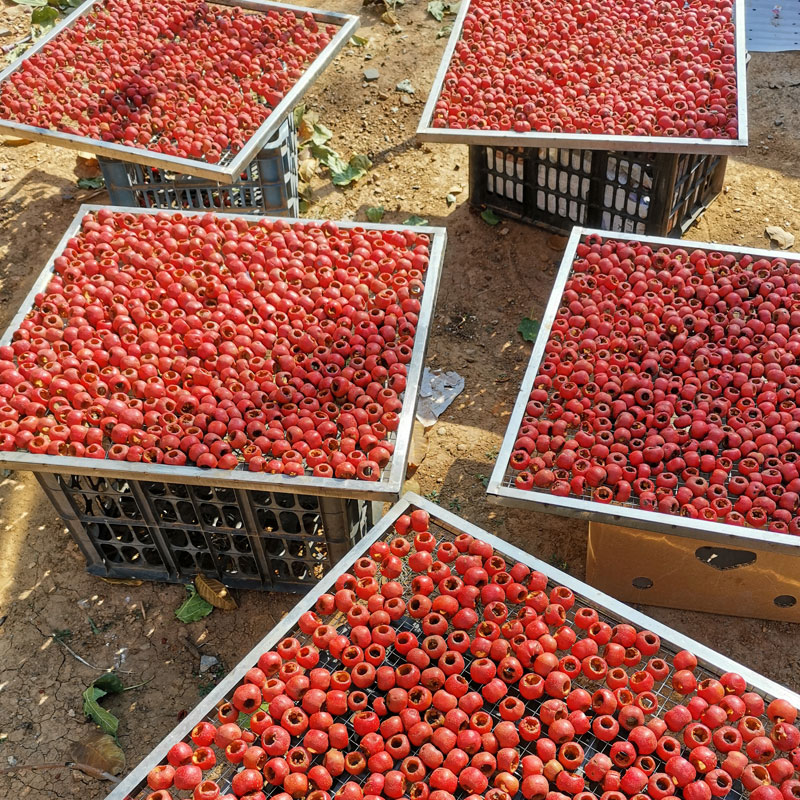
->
[[586, 522, 800, 623]]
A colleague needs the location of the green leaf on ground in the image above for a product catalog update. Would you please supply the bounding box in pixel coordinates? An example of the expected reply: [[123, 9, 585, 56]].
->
[[93, 673, 125, 694], [311, 123, 333, 146], [293, 104, 306, 128], [331, 153, 372, 187], [310, 143, 349, 175], [366, 206, 385, 223], [82, 673, 125, 738], [31, 5, 59, 26], [518, 317, 541, 342], [175, 585, 214, 623], [436, 23, 453, 37], [77, 176, 104, 189], [11, 0, 49, 6], [427, 0, 445, 20], [403, 215, 428, 226], [350, 34, 368, 46], [481, 208, 501, 226]]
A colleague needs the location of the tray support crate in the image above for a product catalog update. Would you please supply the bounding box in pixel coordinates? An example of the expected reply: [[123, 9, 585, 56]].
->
[[98, 117, 299, 215], [469, 144, 727, 236], [36, 472, 371, 592]]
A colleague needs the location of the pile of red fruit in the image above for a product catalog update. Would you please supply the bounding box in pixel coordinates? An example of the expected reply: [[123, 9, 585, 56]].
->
[[431, 0, 738, 139], [508, 233, 800, 536], [140, 511, 800, 800], [0, 0, 337, 162], [0, 209, 431, 479]]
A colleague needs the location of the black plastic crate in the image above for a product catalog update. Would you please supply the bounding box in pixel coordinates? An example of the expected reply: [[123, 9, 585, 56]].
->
[[98, 117, 298, 215], [469, 145, 727, 236], [37, 473, 370, 592]]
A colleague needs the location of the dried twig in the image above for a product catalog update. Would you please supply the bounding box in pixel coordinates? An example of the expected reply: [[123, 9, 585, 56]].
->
[[50, 634, 133, 674], [181, 635, 203, 658], [0, 761, 120, 783]]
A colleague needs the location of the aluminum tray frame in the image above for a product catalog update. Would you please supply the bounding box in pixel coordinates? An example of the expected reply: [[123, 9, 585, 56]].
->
[[0, 204, 447, 502], [416, 0, 748, 155], [488, 226, 800, 555], [105, 491, 800, 800], [0, 0, 359, 183]]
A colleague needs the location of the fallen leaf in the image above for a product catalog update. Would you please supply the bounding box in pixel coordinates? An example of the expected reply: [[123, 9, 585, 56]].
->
[[403, 215, 428, 226], [195, 575, 237, 611], [436, 24, 453, 38], [311, 123, 333, 146], [331, 154, 372, 187], [366, 205, 385, 223], [350, 34, 368, 46], [99, 577, 143, 586], [381, 10, 398, 24], [481, 209, 501, 226], [1, 136, 32, 146], [298, 158, 318, 183], [427, 0, 445, 20], [311, 143, 349, 176], [71, 732, 126, 776], [77, 176, 104, 190], [82, 674, 124, 738], [10, 0, 48, 6], [30, 5, 59, 28], [175, 584, 214, 623], [518, 317, 541, 342]]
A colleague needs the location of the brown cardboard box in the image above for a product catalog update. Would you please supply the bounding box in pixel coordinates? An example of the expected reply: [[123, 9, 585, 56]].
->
[[586, 522, 800, 623]]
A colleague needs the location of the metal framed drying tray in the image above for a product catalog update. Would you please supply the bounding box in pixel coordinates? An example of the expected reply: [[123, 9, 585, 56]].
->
[[488, 226, 800, 555], [106, 491, 800, 800], [0, 204, 446, 502], [0, 0, 359, 183], [416, 0, 748, 155]]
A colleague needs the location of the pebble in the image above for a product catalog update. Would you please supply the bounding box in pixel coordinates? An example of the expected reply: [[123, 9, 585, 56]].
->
[[363, 68, 380, 81], [396, 79, 415, 94], [457, 443, 468, 452], [200, 655, 219, 673], [401, 95, 413, 105]]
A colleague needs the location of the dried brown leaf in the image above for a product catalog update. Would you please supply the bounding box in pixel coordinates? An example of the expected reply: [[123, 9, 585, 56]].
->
[[1, 136, 32, 146], [70, 733, 126, 776], [195, 575, 238, 610], [100, 577, 143, 587]]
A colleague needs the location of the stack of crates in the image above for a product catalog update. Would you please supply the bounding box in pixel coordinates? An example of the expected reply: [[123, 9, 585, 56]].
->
[[98, 117, 299, 216], [38, 472, 371, 592], [469, 145, 727, 236]]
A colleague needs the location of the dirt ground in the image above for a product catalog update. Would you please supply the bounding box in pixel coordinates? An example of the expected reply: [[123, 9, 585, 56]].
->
[[0, 0, 799, 797]]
